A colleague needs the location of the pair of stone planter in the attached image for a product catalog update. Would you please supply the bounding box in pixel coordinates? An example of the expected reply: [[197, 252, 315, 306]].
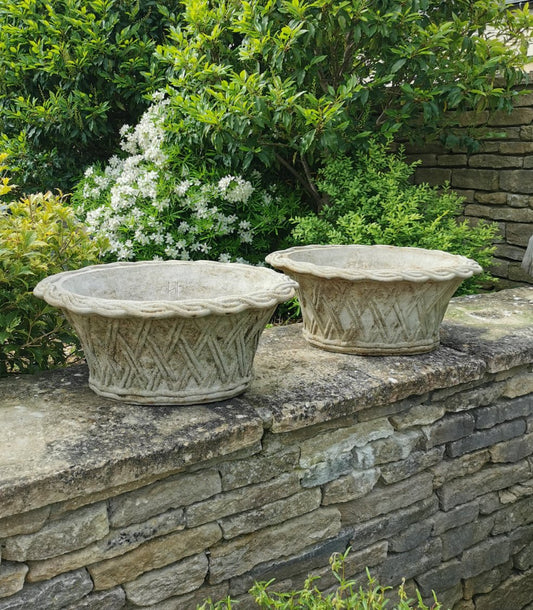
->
[[34, 245, 481, 405]]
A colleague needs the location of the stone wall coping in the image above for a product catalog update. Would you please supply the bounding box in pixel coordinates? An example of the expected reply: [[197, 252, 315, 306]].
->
[[0, 287, 531, 520]]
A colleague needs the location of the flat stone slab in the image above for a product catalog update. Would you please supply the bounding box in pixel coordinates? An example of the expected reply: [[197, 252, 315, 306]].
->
[[0, 288, 531, 519], [441, 286, 533, 372], [0, 374, 264, 519], [248, 327, 486, 432]]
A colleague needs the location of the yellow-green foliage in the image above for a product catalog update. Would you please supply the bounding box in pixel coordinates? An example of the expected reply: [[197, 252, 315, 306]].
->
[[291, 141, 498, 294], [0, 187, 105, 375], [0, 152, 13, 196], [198, 549, 441, 609]]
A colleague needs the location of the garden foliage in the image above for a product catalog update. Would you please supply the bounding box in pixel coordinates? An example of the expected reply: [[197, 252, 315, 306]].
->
[[291, 141, 498, 293], [158, 0, 533, 210], [0, 172, 105, 375], [198, 549, 441, 609], [73, 95, 300, 264], [0, 0, 178, 192], [0, 152, 12, 197]]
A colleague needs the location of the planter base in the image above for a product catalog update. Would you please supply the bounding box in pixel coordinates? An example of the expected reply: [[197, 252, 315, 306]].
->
[[88, 378, 251, 405], [302, 330, 440, 356]]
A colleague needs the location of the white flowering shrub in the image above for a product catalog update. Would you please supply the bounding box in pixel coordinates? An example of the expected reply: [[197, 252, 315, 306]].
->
[[73, 94, 300, 264]]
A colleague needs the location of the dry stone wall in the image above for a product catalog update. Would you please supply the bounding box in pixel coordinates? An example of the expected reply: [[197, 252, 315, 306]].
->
[[0, 287, 532, 610], [407, 78, 533, 288]]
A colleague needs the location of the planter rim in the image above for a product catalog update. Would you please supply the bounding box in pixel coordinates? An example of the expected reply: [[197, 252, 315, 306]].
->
[[34, 260, 297, 319], [266, 244, 482, 283]]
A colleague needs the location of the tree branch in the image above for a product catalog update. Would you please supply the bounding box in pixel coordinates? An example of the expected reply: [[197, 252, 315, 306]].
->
[[299, 153, 326, 212], [274, 152, 324, 211]]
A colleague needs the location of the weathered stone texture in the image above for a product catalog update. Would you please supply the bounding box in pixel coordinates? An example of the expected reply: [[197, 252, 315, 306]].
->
[[492, 496, 533, 535], [437, 460, 530, 510], [488, 107, 533, 126], [465, 203, 533, 222], [0, 569, 93, 610], [298, 419, 393, 481], [479, 492, 503, 516], [209, 508, 341, 584], [390, 403, 445, 428], [507, 222, 533, 247], [452, 169, 499, 190], [462, 559, 513, 599], [474, 567, 533, 610], [469, 154, 523, 168], [348, 497, 439, 551], [122, 553, 208, 606], [186, 472, 300, 527], [218, 446, 300, 491], [147, 583, 229, 610], [408, 92, 533, 288], [389, 519, 433, 553], [322, 468, 381, 505], [62, 587, 126, 610], [377, 538, 442, 586], [1, 503, 109, 561], [431, 500, 479, 536], [438, 154, 468, 166], [415, 167, 452, 186], [500, 170, 533, 194], [422, 412, 475, 449], [502, 372, 533, 398], [490, 432, 533, 463], [0, 563, 28, 599], [219, 488, 321, 539], [446, 419, 526, 457], [461, 536, 512, 579], [0, 508, 50, 540], [366, 430, 421, 466], [88, 523, 221, 590], [108, 470, 221, 528], [433, 382, 504, 413], [339, 472, 434, 524], [380, 447, 444, 484], [475, 396, 532, 428], [440, 516, 494, 560], [26, 507, 186, 582], [476, 191, 508, 204], [507, 193, 532, 207], [515, 540, 533, 571], [500, 481, 533, 505], [415, 559, 463, 595], [228, 532, 352, 597], [500, 141, 533, 154]]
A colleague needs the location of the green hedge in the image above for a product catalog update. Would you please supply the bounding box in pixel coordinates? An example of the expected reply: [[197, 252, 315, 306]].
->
[[0, 0, 178, 192]]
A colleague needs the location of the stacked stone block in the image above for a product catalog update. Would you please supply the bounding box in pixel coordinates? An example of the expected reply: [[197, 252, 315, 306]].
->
[[0, 289, 531, 609], [407, 78, 533, 287]]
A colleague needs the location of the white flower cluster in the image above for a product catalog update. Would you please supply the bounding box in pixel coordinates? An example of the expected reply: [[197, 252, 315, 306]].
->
[[218, 175, 254, 203], [78, 94, 260, 263]]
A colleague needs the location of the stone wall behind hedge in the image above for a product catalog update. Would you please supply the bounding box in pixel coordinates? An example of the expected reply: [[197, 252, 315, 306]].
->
[[407, 79, 533, 289], [0, 288, 532, 610]]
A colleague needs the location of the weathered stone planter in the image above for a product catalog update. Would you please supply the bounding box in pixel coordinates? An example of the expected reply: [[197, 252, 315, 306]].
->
[[34, 260, 296, 404], [266, 245, 481, 355]]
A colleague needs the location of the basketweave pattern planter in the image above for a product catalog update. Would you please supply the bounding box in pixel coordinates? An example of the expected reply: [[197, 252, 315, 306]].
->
[[34, 260, 297, 405], [266, 244, 482, 355]]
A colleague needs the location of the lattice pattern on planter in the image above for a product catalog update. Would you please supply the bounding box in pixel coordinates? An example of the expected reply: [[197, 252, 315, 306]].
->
[[297, 276, 461, 355], [66, 308, 274, 404]]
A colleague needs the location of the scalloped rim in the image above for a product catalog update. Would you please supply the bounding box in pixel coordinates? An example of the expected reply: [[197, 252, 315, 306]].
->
[[265, 245, 482, 282], [34, 260, 298, 318]]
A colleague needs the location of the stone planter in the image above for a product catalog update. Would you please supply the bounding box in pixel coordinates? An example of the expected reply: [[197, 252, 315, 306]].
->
[[34, 260, 297, 404], [266, 244, 481, 355]]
